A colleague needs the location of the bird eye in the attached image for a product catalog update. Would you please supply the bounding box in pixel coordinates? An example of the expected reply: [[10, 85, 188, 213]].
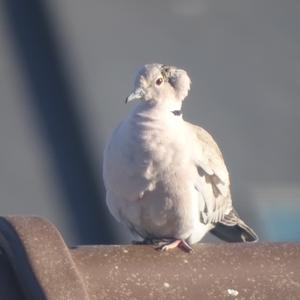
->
[[155, 78, 163, 86]]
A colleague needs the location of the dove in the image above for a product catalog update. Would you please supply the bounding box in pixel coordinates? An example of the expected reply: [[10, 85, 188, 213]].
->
[[103, 63, 258, 251]]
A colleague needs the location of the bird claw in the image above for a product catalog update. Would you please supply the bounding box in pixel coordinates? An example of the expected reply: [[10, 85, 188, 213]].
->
[[132, 238, 192, 253], [155, 239, 193, 253]]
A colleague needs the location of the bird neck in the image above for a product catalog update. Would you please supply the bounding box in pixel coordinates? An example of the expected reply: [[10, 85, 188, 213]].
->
[[148, 98, 182, 113], [130, 99, 183, 120]]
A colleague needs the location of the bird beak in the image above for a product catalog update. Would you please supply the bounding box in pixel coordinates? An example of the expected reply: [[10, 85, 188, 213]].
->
[[125, 88, 145, 103]]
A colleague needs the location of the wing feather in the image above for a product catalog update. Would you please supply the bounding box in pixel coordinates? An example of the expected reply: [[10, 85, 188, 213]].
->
[[187, 123, 232, 223]]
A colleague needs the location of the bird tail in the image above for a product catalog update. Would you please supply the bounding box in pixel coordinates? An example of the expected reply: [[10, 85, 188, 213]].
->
[[210, 209, 258, 242]]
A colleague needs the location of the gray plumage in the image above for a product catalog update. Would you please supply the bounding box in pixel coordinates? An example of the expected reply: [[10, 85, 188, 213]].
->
[[103, 63, 258, 245]]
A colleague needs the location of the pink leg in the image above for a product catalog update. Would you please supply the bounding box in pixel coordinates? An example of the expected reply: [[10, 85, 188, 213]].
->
[[156, 239, 193, 253]]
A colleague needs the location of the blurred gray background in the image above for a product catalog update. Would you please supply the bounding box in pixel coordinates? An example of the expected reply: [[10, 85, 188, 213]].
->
[[0, 0, 299, 245]]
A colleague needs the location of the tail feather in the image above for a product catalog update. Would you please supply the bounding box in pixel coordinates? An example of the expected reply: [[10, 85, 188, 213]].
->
[[210, 209, 258, 242]]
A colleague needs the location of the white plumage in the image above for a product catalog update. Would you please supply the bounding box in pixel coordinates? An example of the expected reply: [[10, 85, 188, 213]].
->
[[103, 63, 257, 250]]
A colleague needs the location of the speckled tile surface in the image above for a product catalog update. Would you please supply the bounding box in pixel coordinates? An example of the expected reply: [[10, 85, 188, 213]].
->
[[1, 216, 300, 300]]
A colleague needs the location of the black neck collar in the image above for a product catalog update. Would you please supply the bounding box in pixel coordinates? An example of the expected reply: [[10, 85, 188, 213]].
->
[[171, 110, 182, 116]]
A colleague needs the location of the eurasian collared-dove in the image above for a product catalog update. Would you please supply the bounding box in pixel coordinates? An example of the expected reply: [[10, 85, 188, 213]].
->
[[103, 63, 258, 251]]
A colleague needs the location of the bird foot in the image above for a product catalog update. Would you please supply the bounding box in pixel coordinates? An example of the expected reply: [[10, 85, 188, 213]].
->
[[155, 239, 193, 253]]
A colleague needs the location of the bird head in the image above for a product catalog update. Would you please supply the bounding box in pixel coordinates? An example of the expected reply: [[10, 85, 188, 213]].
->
[[126, 64, 191, 104]]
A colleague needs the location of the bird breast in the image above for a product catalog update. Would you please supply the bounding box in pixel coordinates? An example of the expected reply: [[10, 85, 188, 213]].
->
[[104, 106, 197, 207], [127, 111, 190, 180]]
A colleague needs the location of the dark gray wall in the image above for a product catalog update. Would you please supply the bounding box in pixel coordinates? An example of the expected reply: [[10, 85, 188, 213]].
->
[[0, 0, 299, 244]]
